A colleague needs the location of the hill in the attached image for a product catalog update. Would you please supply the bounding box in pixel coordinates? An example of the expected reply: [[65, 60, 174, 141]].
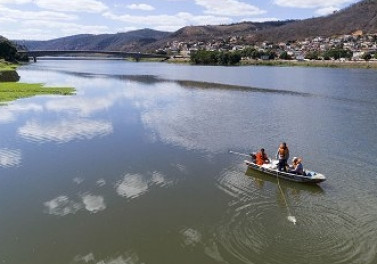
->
[[19, 0, 377, 52], [20, 29, 171, 51], [251, 0, 377, 43]]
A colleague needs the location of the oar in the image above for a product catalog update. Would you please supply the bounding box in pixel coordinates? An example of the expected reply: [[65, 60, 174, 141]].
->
[[228, 150, 252, 158]]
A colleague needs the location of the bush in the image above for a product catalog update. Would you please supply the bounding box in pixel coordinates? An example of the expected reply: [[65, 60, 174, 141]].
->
[[190, 50, 241, 65], [361, 52, 372, 61], [279, 51, 292, 60], [0, 40, 17, 62]]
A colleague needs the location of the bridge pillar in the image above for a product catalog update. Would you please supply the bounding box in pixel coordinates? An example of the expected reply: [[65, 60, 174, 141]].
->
[[33, 56, 37, 62]]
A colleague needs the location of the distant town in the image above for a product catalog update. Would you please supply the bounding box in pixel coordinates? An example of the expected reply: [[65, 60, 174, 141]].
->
[[160, 30, 377, 62]]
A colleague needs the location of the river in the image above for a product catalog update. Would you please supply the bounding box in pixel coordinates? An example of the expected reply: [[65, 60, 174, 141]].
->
[[1, 60, 377, 264]]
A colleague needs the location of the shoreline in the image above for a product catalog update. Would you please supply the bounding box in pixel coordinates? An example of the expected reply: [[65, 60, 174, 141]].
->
[[0, 61, 75, 104], [166, 57, 377, 69]]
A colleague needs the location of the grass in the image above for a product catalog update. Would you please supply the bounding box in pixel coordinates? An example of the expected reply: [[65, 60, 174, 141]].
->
[[0, 60, 18, 71], [0, 82, 75, 104]]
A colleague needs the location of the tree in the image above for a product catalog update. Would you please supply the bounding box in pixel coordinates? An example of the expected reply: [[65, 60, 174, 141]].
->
[[0, 39, 17, 62], [305, 51, 319, 60], [361, 52, 372, 61], [279, 51, 292, 60], [229, 52, 241, 64], [190, 50, 240, 65]]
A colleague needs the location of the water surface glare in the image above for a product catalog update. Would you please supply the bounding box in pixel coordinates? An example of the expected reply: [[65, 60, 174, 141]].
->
[[0, 60, 377, 264]]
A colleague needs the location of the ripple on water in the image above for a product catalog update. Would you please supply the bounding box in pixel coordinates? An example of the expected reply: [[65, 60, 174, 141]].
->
[[0, 148, 22, 168], [215, 167, 373, 264], [18, 119, 113, 143]]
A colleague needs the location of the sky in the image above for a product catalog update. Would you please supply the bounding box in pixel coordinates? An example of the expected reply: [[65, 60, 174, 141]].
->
[[0, 0, 362, 40]]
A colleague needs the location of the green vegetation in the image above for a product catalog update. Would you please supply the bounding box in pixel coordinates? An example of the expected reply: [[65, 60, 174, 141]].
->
[[0, 82, 75, 104], [240, 59, 377, 69], [322, 49, 353, 60], [0, 60, 18, 71], [190, 50, 241, 65], [0, 38, 28, 62], [361, 52, 372, 61]]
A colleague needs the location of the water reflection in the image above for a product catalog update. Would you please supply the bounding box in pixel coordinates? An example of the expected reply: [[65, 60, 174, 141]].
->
[[0, 102, 42, 124], [18, 118, 113, 143], [73, 251, 140, 264], [0, 148, 21, 167], [181, 228, 202, 247], [44, 196, 82, 216], [116, 173, 149, 199], [44, 193, 106, 216], [116, 171, 171, 199], [0, 70, 20, 82], [82, 194, 106, 213], [215, 166, 364, 264]]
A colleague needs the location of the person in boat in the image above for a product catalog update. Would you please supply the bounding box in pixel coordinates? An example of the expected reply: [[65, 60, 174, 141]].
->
[[289, 157, 304, 175], [276, 142, 289, 172], [255, 148, 270, 166]]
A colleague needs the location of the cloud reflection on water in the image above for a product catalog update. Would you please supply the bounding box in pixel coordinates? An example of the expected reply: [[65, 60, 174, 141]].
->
[[116, 171, 171, 199], [44, 193, 106, 216], [18, 118, 113, 143], [0, 148, 22, 168], [73, 251, 140, 264], [0, 103, 43, 124]]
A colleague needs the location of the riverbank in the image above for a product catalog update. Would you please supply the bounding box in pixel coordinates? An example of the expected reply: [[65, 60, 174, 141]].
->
[[0, 61, 75, 104], [240, 59, 377, 69], [0, 82, 75, 104], [166, 57, 377, 69]]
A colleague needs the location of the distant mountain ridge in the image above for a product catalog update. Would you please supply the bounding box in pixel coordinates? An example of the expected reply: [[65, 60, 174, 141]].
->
[[18, 0, 377, 52], [251, 0, 377, 43], [21, 29, 171, 52]]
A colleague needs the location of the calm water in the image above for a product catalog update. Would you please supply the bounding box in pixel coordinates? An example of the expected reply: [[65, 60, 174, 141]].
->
[[1, 60, 377, 264]]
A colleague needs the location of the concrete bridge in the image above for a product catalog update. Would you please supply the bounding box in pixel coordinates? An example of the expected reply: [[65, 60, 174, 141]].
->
[[17, 50, 169, 62]]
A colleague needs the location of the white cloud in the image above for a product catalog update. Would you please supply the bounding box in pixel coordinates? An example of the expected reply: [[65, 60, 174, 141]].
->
[[195, 0, 266, 16], [104, 11, 232, 32], [274, 0, 354, 8], [0, 5, 77, 21], [0, 0, 31, 4], [18, 118, 113, 143], [315, 6, 339, 15], [33, 0, 108, 13], [127, 3, 155, 11], [241, 17, 279, 22]]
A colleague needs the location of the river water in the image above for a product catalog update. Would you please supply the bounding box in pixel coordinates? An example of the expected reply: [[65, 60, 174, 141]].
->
[[1, 60, 377, 264]]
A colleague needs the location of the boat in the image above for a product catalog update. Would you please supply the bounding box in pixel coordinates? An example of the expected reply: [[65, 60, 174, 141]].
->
[[244, 159, 326, 184]]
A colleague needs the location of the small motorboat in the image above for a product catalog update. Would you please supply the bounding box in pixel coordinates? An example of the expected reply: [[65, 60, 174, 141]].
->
[[245, 159, 326, 184]]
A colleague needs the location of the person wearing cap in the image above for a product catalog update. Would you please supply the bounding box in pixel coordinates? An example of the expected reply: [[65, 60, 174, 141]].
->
[[255, 148, 269, 166], [289, 157, 304, 175]]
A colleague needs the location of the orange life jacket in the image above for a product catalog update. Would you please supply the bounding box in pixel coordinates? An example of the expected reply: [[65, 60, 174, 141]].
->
[[278, 147, 287, 159], [256, 152, 267, 165]]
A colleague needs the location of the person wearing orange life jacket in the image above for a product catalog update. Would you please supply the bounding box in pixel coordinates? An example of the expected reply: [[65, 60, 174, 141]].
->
[[276, 142, 289, 172], [255, 148, 269, 166]]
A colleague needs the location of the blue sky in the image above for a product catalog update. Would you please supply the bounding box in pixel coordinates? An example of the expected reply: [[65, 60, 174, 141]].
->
[[0, 0, 361, 40]]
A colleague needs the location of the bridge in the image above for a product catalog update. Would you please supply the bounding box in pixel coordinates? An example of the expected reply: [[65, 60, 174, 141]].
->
[[17, 50, 169, 62]]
